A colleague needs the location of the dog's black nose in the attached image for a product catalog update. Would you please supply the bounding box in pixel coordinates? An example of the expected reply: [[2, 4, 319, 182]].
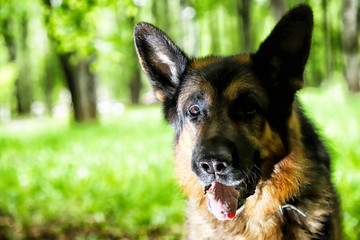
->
[[197, 136, 234, 175], [199, 160, 229, 174]]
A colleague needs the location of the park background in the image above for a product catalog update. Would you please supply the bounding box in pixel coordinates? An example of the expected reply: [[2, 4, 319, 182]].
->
[[0, 0, 359, 239]]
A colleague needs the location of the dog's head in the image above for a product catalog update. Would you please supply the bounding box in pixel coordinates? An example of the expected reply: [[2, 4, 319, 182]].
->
[[134, 4, 313, 221]]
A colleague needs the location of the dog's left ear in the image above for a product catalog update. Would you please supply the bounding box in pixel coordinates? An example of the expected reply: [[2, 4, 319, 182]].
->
[[252, 4, 313, 91], [134, 22, 189, 102]]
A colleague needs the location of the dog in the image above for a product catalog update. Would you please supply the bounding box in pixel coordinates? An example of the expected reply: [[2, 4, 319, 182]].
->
[[134, 4, 341, 239]]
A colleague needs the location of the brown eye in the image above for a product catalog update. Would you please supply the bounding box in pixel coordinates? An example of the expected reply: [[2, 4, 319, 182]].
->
[[189, 105, 201, 116]]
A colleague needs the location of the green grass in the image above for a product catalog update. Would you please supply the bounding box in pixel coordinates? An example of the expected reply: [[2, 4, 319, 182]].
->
[[0, 106, 184, 239], [0, 85, 359, 239]]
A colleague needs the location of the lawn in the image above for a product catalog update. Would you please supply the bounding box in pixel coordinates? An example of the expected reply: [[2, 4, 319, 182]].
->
[[0, 106, 184, 239], [0, 84, 359, 239]]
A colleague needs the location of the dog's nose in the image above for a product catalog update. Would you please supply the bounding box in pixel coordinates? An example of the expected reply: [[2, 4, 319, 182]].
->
[[199, 160, 229, 174], [195, 136, 234, 176]]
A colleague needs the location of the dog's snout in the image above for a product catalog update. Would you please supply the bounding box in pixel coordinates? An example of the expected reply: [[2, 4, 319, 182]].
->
[[191, 136, 241, 184], [199, 160, 229, 174]]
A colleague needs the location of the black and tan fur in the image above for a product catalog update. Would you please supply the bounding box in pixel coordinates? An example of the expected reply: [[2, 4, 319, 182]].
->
[[134, 4, 341, 240]]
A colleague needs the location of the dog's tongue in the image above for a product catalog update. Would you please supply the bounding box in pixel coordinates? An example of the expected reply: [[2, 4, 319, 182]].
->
[[206, 182, 239, 221]]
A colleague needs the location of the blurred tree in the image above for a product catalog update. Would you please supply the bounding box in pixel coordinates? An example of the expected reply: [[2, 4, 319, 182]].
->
[[43, 0, 97, 122], [270, 0, 286, 21], [59, 53, 97, 122], [0, 0, 358, 121], [43, 45, 57, 114], [129, 17, 142, 105], [121, 2, 144, 104], [342, 0, 359, 92], [2, 3, 33, 115], [322, 0, 331, 78], [15, 13, 33, 114], [328, 0, 343, 77], [236, 0, 251, 52], [2, 20, 15, 62]]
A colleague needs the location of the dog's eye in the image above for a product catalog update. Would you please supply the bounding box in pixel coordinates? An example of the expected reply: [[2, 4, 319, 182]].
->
[[189, 105, 201, 117], [235, 103, 257, 118], [241, 107, 256, 115]]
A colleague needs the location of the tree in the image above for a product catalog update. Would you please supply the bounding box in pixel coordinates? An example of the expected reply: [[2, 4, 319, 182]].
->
[[322, 0, 332, 78], [43, 0, 98, 122], [270, 0, 286, 21], [342, 0, 359, 92], [237, 0, 251, 52], [59, 54, 97, 122], [2, 3, 33, 115]]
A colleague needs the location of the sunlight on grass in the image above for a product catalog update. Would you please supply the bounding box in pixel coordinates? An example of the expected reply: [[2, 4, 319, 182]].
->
[[0, 86, 359, 239]]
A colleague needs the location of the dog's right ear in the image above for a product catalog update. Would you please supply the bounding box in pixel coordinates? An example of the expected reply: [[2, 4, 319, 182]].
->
[[251, 4, 313, 92], [134, 22, 189, 102]]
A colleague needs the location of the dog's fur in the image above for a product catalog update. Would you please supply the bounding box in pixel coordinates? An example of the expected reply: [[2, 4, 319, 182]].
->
[[134, 4, 341, 240]]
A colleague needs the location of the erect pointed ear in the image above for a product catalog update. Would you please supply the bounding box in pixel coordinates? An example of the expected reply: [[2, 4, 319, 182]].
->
[[252, 4, 313, 91], [134, 22, 189, 102]]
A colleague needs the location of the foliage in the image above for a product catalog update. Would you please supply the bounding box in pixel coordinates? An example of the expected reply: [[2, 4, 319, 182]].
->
[[0, 0, 358, 112]]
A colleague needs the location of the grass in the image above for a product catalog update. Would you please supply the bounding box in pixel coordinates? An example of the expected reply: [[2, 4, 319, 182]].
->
[[0, 84, 359, 239], [0, 106, 184, 239]]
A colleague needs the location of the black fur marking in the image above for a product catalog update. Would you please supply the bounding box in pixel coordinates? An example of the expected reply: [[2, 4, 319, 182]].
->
[[298, 108, 331, 169]]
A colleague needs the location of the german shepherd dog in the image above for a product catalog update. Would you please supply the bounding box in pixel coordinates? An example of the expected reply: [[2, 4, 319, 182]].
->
[[134, 4, 341, 239]]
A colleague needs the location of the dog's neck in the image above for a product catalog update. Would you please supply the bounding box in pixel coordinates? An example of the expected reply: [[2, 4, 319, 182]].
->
[[241, 107, 311, 218]]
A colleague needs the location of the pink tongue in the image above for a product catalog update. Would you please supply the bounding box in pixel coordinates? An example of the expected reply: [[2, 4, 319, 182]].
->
[[207, 182, 239, 221]]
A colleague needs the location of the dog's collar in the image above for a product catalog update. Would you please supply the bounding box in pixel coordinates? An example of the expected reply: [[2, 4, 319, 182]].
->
[[279, 204, 307, 218]]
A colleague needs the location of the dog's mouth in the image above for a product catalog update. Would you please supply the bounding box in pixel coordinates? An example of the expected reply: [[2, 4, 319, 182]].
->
[[204, 171, 260, 221]]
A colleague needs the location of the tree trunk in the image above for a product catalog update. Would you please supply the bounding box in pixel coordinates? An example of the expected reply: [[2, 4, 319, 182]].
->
[[43, 49, 57, 115], [16, 14, 32, 115], [43, 0, 97, 122], [3, 15, 33, 115], [2, 20, 16, 62], [129, 66, 142, 105], [164, 0, 170, 33], [342, 0, 359, 92], [237, 0, 251, 52], [322, 0, 332, 79], [270, 0, 286, 21], [60, 54, 97, 122], [129, 17, 142, 105]]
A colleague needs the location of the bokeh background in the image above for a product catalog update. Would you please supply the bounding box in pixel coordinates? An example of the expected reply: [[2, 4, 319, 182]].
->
[[0, 0, 359, 239]]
